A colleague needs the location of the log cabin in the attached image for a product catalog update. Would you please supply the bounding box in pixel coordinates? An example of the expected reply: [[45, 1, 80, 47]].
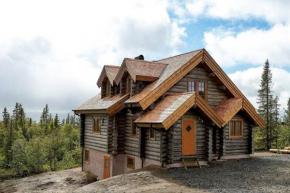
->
[[74, 49, 265, 180]]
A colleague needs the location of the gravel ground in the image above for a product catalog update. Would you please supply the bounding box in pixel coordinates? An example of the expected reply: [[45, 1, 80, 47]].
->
[[167, 152, 290, 193]]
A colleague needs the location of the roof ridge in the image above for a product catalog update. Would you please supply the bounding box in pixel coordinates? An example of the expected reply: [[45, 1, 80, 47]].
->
[[124, 58, 167, 64], [104, 65, 120, 68], [157, 49, 203, 62]]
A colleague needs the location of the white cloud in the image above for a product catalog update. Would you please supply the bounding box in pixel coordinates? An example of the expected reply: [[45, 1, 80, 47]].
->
[[229, 66, 290, 114], [185, 0, 290, 24], [204, 24, 290, 67], [0, 0, 187, 120]]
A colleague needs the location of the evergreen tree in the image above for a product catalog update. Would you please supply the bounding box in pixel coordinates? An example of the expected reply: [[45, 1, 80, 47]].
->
[[2, 107, 10, 129], [54, 114, 60, 129], [284, 98, 290, 125], [272, 96, 280, 148], [257, 59, 273, 150], [66, 113, 70, 124]]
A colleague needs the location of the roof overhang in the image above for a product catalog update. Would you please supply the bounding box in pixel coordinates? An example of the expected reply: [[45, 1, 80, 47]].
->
[[134, 92, 224, 130]]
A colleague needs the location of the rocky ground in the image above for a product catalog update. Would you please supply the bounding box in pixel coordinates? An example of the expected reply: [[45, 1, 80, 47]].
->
[[1, 152, 290, 193], [167, 152, 290, 192]]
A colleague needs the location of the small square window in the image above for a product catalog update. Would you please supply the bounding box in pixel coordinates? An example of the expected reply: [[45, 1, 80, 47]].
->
[[93, 117, 101, 134], [84, 149, 90, 163], [127, 156, 135, 169], [149, 128, 155, 140], [229, 120, 243, 138]]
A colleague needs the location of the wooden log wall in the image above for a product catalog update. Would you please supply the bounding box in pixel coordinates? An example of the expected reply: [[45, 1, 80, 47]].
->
[[80, 114, 85, 147], [213, 127, 221, 156], [142, 128, 165, 162], [249, 126, 254, 154], [101, 82, 107, 99], [115, 85, 120, 95], [166, 64, 229, 108], [112, 115, 118, 154], [166, 127, 174, 164], [223, 112, 251, 155], [117, 111, 125, 154], [123, 110, 141, 157], [84, 114, 109, 152]]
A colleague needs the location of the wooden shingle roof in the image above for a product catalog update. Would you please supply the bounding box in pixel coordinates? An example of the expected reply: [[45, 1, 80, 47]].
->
[[135, 92, 224, 130], [97, 65, 120, 87], [114, 58, 167, 84], [74, 93, 129, 116], [215, 98, 243, 126], [126, 50, 203, 106]]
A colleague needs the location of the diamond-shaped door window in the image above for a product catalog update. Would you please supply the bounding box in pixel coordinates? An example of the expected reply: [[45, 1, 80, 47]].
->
[[186, 125, 192, 132]]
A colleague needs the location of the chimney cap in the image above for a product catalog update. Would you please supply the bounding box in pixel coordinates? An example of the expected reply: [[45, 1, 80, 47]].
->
[[134, 55, 144, 60]]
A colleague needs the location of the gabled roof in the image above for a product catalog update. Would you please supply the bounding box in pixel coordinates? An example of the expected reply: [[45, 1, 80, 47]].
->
[[74, 93, 130, 116], [125, 50, 203, 106], [202, 50, 265, 128], [135, 92, 224, 130], [114, 58, 167, 84], [97, 65, 120, 87], [215, 98, 242, 126]]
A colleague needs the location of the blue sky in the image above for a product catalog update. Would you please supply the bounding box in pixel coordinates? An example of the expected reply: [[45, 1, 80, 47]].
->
[[0, 0, 290, 121]]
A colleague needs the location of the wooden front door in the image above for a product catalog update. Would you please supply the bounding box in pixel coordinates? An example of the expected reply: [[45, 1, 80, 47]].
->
[[103, 156, 110, 179], [182, 117, 196, 155]]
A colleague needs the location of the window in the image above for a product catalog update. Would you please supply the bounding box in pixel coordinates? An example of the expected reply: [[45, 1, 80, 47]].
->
[[93, 117, 101, 134], [229, 120, 243, 138], [187, 79, 207, 100], [149, 128, 155, 140], [188, 80, 195, 92], [84, 149, 90, 163], [198, 81, 206, 99], [127, 156, 135, 169], [126, 77, 131, 94], [131, 118, 137, 137]]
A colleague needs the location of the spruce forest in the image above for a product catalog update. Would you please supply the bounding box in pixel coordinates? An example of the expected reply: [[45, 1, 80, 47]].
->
[[0, 104, 81, 181]]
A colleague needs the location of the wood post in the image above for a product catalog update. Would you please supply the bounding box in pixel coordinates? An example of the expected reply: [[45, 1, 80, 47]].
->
[[80, 114, 85, 147], [249, 126, 254, 154], [205, 123, 213, 161], [220, 126, 226, 157]]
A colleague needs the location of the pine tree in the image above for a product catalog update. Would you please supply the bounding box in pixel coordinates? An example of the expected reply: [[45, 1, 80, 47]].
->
[[272, 96, 280, 148], [257, 59, 273, 150], [54, 114, 60, 129], [2, 107, 10, 129], [284, 98, 290, 125], [66, 113, 70, 124]]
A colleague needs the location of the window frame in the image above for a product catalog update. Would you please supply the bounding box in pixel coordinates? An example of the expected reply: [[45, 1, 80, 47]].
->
[[187, 79, 207, 100], [149, 128, 156, 140], [229, 119, 244, 138], [93, 117, 101, 134], [131, 118, 137, 137], [127, 156, 135, 169], [84, 149, 90, 163]]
